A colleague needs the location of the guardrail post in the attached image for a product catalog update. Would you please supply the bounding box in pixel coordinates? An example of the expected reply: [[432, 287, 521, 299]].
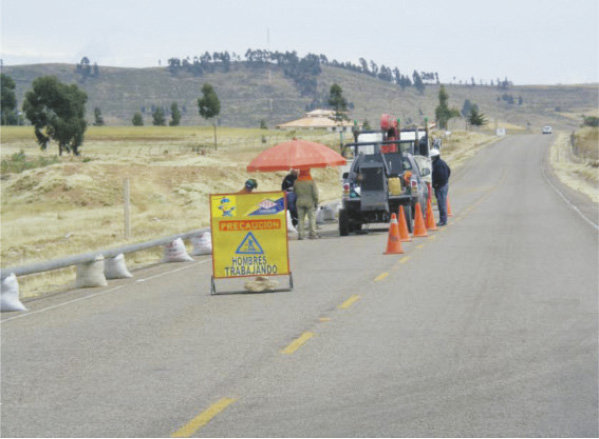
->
[[123, 178, 131, 240]]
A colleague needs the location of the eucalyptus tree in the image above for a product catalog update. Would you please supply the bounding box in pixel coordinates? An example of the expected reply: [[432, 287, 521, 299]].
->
[[198, 83, 221, 149], [22, 76, 88, 155]]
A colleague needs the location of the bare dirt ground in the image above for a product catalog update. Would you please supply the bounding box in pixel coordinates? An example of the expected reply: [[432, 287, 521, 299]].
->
[[2, 127, 498, 297]]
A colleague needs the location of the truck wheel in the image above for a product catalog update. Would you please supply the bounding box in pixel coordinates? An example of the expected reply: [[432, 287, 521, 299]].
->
[[404, 204, 413, 233], [339, 209, 350, 236]]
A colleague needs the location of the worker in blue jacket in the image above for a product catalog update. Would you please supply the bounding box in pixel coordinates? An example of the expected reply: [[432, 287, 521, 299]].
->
[[431, 149, 451, 226]]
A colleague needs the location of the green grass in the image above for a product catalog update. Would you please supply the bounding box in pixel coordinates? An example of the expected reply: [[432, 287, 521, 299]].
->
[[1, 150, 60, 174]]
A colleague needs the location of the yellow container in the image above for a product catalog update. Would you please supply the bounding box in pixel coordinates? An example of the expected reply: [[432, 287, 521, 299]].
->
[[388, 177, 402, 195]]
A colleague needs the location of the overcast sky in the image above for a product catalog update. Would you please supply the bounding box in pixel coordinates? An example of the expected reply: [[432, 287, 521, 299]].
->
[[1, 0, 597, 85]]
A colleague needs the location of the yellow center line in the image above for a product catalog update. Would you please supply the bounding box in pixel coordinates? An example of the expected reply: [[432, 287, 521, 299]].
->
[[416, 244, 425, 249], [374, 272, 389, 282], [281, 331, 315, 355], [339, 294, 361, 309], [171, 397, 237, 438], [391, 255, 411, 271]]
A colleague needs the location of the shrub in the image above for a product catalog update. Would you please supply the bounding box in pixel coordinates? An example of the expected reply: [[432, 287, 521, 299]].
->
[[1, 150, 59, 174]]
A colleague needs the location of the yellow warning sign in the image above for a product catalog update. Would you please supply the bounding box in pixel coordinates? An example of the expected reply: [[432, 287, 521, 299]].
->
[[210, 191, 290, 279]]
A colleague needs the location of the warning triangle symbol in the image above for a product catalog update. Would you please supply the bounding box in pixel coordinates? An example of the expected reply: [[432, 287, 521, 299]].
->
[[236, 232, 264, 254]]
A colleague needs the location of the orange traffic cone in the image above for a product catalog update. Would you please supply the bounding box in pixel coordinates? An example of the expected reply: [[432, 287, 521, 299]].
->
[[447, 196, 453, 217], [397, 205, 412, 242], [412, 203, 428, 238], [384, 213, 404, 254], [426, 198, 437, 231]]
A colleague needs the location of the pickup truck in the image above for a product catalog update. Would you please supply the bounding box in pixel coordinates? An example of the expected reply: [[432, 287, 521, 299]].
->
[[338, 140, 430, 235]]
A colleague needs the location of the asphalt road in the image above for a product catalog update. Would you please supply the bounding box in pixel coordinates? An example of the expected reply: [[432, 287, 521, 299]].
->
[[2, 134, 598, 437]]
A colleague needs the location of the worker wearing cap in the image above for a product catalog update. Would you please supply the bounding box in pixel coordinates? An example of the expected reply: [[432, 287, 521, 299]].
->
[[431, 149, 450, 226], [239, 178, 258, 194]]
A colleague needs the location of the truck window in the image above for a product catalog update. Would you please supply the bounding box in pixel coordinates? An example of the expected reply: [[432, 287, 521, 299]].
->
[[360, 167, 385, 191], [399, 142, 414, 155], [384, 153, 404, 176]]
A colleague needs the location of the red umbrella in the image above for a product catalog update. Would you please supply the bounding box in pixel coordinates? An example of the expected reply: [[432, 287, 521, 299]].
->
[[247, 138, 346, 172]]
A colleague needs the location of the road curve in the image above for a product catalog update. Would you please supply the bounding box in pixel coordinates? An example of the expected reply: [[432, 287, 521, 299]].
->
[[2, 134, 597, 437]]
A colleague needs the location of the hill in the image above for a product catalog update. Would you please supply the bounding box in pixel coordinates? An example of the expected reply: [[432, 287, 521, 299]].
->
[[3, 62, 598, 132]]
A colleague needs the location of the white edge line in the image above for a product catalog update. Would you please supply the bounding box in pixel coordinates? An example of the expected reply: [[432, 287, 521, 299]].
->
[[136, 259, 210, 282], [2, 259, 211, 323], [542, 165, 599, 231], [1, 285, 126, 323]]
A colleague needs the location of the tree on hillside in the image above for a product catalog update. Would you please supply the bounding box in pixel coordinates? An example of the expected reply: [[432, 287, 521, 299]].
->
[[398, 74, 412, 90], [75, 57, 94, 81], [582, 115, 599, 127], [94, 107, 105, 126], [1, 73, 19, 125], [461, 99, 473, 117], [132, 112, 144, 126], [412, 70, 425, 94], [169, 102, 181, 126], [328, 83, 348, 123], [467, 105, 487, 127], [198, 83, 221, 149], [359, 58, 369, 74], [434, 85, 460, 130], [152, 107, 166, 126], [22, 76, 88, 155]]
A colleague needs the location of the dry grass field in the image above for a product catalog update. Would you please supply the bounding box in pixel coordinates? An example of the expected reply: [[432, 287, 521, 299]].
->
[[549, 127, 599, 202], [2, 126, 499, 297]]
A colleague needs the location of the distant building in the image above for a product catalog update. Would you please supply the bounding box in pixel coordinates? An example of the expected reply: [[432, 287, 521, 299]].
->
[[276, 109, 354, 132]]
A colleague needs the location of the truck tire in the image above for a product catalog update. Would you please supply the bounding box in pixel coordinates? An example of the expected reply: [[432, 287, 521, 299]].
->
[[339, 208, 350, 236]]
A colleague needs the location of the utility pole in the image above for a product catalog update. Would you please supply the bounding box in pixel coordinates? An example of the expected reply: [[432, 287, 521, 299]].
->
[[123, 178, 131, 240]]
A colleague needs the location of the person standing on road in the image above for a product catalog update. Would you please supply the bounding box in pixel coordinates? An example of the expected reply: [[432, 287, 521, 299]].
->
[[431, 149, 450, 226], [282, 169, 298, 227], [294, 168, 319, 240]]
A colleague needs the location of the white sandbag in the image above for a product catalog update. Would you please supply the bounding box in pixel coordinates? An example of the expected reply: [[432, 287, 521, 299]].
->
[[1, 274, 27, 312], [316, 206, 325, 224], [163, 238, 194, 262], [286, 210, 297, 234], [76, 255, 108, 288], [322, 204, 337, 221], [191, 232, 212, 256], [104, 253, 133, 279]]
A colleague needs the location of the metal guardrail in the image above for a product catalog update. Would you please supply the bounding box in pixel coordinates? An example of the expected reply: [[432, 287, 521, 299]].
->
[[0, 200, 342, 281], [0, 228, 209, 280]]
